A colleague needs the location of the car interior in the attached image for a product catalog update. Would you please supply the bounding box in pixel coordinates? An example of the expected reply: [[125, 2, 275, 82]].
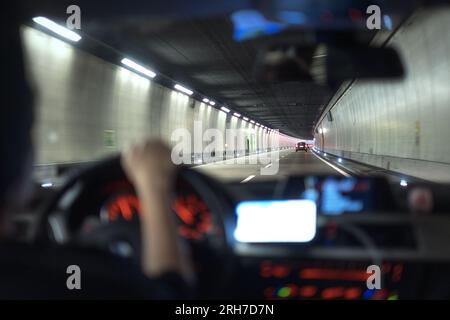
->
[[3, 0, 450, 300], [26, 157, 450, 299]]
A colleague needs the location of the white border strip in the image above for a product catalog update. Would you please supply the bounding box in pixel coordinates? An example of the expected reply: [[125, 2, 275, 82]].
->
[[312, 152, 352, 177], [241, 175, 256, 183]]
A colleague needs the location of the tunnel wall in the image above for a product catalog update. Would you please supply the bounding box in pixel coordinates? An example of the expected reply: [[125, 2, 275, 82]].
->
[[22, 26, 296, 165], [314, 9, 450, 183]]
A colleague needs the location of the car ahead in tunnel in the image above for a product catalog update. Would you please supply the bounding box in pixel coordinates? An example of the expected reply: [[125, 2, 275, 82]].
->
[[3, 0, 450, 302], [296, 142, 308, 152]]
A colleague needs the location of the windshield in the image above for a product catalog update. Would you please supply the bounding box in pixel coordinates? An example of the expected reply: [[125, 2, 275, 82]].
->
[[22, 2, 450, 187]]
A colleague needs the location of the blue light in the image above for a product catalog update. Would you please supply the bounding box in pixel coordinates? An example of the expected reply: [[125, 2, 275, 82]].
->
[[321, 178, 364, 215], [302, 189, 320, 203], [231, 10, 287, 41], [363, 289, 375, 300], [383, 15, 393, 31]]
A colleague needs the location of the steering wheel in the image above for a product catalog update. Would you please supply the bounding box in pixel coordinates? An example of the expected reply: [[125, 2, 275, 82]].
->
[[34, 155, 237, 298]]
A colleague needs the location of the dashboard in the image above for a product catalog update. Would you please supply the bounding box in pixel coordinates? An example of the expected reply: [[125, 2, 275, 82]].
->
[[69, 177, 221, 258], [87, 182, 215, 242], [48, 166, 450, 300]]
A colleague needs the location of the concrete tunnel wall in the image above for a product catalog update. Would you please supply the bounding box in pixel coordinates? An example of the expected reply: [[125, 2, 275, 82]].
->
[[314, 9, 450, 183], [21, 26, 297, 166]]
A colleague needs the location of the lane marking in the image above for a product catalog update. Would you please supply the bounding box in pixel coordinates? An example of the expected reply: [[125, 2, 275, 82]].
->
[[241, 175, 256, 183], [312, 152, 352, 177]]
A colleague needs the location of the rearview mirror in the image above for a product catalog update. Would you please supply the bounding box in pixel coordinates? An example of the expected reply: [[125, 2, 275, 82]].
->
[[254, 44, 404, 87], [324, 45, 405, 84]]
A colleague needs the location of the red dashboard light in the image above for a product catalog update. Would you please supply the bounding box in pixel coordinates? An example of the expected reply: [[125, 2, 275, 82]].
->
[[173, 193, 213, 240], [299, 285, 318, 298], [259, 262, 292, 278], [344, 287, 362, 300], [321, 287, 363, 300], [273, 265, 291, 278], [106, 194, 141, 221], [300, 268, 369, 282], [260, 261, 273, 278], [286, 284, 298, 297], [321, 287, 345, 300], [372, 289, 389, 300]]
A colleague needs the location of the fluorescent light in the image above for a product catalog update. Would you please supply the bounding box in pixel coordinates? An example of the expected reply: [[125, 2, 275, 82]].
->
[[233, 112, 241, 118], [243, 117, 249, 121], [41, 182, 53, 188], [209, 101, 216, 106], [202, 98, 210, 103], [221, 107, 230, 113], [250, 120, 255, 124], [338, 158, 343, 163], [400, 179, 408, 187], [256, 123, 260, 126], [33, 16, 82, 42], [324, 153, 327, 156], [121, 58, 156, 78], [174, 84, 193, 95]]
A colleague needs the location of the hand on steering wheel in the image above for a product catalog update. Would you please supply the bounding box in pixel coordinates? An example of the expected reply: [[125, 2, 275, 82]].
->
[[121, 139, 193, 281], [36, 139, 236, 298]]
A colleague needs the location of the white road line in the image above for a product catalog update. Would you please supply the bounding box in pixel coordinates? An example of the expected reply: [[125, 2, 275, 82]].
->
[[312, 152, 352, 177], [241, 175, 256, 183]]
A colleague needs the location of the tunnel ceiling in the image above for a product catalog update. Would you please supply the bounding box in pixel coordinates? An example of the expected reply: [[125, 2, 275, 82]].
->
[[23, 1, 410, 139], [81, 16, 335, 139]]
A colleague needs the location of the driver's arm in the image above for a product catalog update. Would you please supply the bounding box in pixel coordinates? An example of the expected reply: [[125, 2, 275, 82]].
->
[[121, 140, 193, 284]]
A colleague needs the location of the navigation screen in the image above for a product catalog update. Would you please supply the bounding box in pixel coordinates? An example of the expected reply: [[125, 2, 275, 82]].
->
[[301, 177, 380, 215], [234, 200, 317, 243]]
